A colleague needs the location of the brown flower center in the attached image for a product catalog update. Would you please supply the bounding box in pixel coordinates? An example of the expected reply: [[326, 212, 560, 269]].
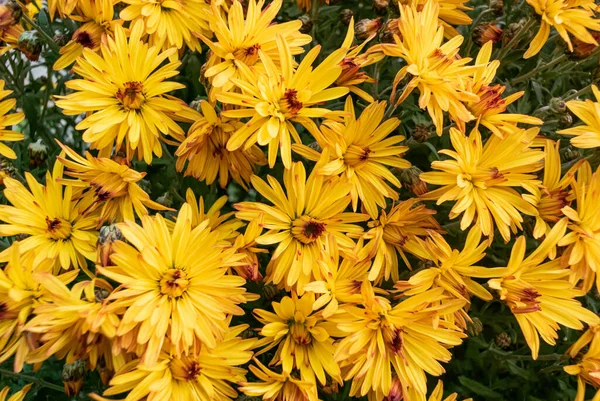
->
[[45, 216, 72, 240], [74, 31, 94, 48], [159, 269, 189, 298], [282, 89, 303, 116], [116, 81, 145, 111], [292, 216, 326, 244], [170, 357, 202, 381]]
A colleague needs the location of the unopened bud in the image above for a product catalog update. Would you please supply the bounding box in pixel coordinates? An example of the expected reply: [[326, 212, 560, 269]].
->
[[340, 8, 354, 25], [355, 18, 382, 41], [466, 317, 484, 337], [550, 97, 567, 114], [0, 1, 22, 28], [53, 32, 70, 47], [490, 0, 504, 15], [299, 14, 313, 34], [399, 167, 428, 196], [558, 112, 573, 128], [0, 159, 15, 185], [560, 145, 582, 163], [17, 30, 42, 61], [495, 332, 512, 348], [27, 142, 48, 167], [385, 376, 403, 401], [320, 378, 340, 395], [62, 360, 87, 397], [380, 18, 400, 43], [97, 225, 123, 267], [570, 33, 600, 59], [473, 22, 503, 46], [110, 151, 128, 165], [372, 0, 389, 13], [262, 283, 280, 301], [412, 124, 432, 143]]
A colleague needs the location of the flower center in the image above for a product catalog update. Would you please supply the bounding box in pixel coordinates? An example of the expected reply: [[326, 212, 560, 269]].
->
[[344, 145, 373, 167], [539, 189, 570, 222], [159, 269, 189, 298], [74, 31, 94, 48], [116, 81, 145, 111], [45, 216, 72, 240], [0, 303, 7, 319], [289, 321, 312, 345], [281, 89, 303, 116], [170, 357, 201, 381], [509, 287, 541, 314], [470, 85, 507, 117], [292, 216, 326, 244], [233, 44, 261, 66]]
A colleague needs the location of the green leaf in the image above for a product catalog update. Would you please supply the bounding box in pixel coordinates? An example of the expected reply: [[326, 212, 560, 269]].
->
[[458, 376, 503, 400]]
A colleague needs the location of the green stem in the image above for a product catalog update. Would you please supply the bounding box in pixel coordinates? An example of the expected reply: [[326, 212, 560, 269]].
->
[[21, 12, 60, 53], [502, 353, 563, 361], [510, 54, 567, 85], [0, 368, 64, 393], [310, 0, 320, 47], [564, 85, 593, 101]]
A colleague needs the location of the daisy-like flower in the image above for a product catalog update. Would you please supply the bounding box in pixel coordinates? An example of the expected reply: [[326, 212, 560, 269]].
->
[[25, 276, 125, 373], [487, 219, 600, 359], [57, 142, 170, 226], [199, 0, 311, 98], [292, 98, 410, 219], [239, 359, 319, 401], [217, 36, 349, 169], [359, 199, 442, 282], [459, 41, 542, 138], [559, 85, 600, 148], [119, 0, 210, 53], [255, 292, 342, 385], [558, 162, 600, 292], [395, 0, 472, 38], [0, 79, 24, 159], [53, 0, 122, 71], [234, 161, 368, 291], [55, 20, 193, 164], [420, 126, 544, 242], [97, 203, 249, 365], [0, 243, 77, 372], [564, 326, 600, 401], [0, 164, 99, 273], [0, 384, 32, 401], [175, 101, 267, 190], [376, 1, 478, 134], [91, 324, 256, 401], [524, 0, 600, 58], [334, 282, 466, 399]]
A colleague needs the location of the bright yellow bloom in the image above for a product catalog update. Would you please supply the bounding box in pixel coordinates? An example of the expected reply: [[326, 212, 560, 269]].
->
[[377, 1, 478, 134], [559, 85, 600, 148], [334, 283, 466, 399], [234, 161, 368, 292], [558, 162, 600, 292], [0, 165, 98, 273], [459, 41, 542, 138], [524, 0, 600, 58], [55, 20, 192, 164], [217, 36, 349, 169], [0, 384, 32, 401], [93, 324, 256, 401], [359, 199, 442, 282], [293, 98, 410, 219], [0, 79, 24, 159], [120, 0, 210, 53], [565, 325, 600, 401], [488, 219, 600, 359], [175, 101, 267, 190], [239, 358, 319, 401], [48, 0, 78, 19], [421, 126, 544, 242], [57, 142, 170, 226], [255, 292, 341, 385], [53, 0, 122, 71], [98, 203, 248, 365], [395, 0, 472, 38], [199, 0, 311, 98], [181, 188, 243, 241]]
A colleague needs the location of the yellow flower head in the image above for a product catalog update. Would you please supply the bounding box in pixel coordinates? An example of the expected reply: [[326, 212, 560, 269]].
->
[[57, 142, 171, 226], [395, 0, 473, 38], [421, 126, 544, 242], [0, 79, 24, 159], [199, 0, 312, 98], [175, 101, 267, 190], [182, 188, 244, 240], [293, 98, 410, 219], [524, 0, 600, 58], [460, 41, 543, 138], [234, 161, 368, 292], [48, 0, 78, 19], [565, 326, 600, 401], [232, 216, 267, 283], [255, 292, 342, 385], [53, 0, 122, 71], [378, 1, 478, 134], [93, 324, 256, 401], [559, 85, 600, 148], [217, 36, 349, 169], [488, 219, 600, 359], [55, 20, 193, 164], [97, 203, 249, 365], [0, 164, 99, 273], [0, 384, 32, 401], [120, 0, 210, 53], [0, 3, 23, 55]]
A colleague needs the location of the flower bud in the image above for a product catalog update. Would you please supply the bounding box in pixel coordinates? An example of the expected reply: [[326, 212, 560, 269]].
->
[[320, 378, 340, 395], [473, 22, 503, 46], [111, 150, 128, 165], [399, 167, 428, 196], [0, 159, 15, 185], [355, 18, 382, 41], [570, 32, 600, 58], [0, 1, 21, 28], [62, 360, 87, 397], [558, 112, 573, 128], [380, 18, 400, 43], [560, 145, 582, 163], [307, 141, 322, 153], [241, 327, 256, 339], [385, 376, 403, 401], [412, 124, 432, 143], [18, 30, 42, 61], [466, 317, 484, 337], [549, 97, 567, 114], [490, 0, 504, 15], [373, 0, 390, 13], [262, 283, 280, 301], [340, 8, 354, 25], [495, 332, 512, 348], [299, 14, 313, 34], [503, 18, 527, 45], [27, 142, 48, 167], [97, 224, 123, 267]]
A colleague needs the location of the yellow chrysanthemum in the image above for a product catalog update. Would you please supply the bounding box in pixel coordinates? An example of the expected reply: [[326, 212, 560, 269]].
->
[[55, 20, 193, 164], [175, 101, 267, 190], [97, 203, 249, 365], [120, 0, 210, 53], [488, 219, 600, 359], [57, 142, 170, 226], [199, 0, 311, 98], [564, 325, 600, 401], [524, 0, 600, 58], [216, 36, 349, 169], [293, 98, 410, 219], [0, 165, 99, 273], [395, 0, 472, 38], [91, 324, 256, 401], [334, 283, 466, 399], [0, 384, 32, 401], [0, 79, 24, 159], [234, 161, 368, 291], [420, 126, 544, 242], [232, 217, 266, 283], [255, 292, 342, 385], [377, 1, 478, 134], [558, 162, 600, 292], [559, 85, 600, 148], [460, 41, 543, 137], [53, 0, 122, 71]]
